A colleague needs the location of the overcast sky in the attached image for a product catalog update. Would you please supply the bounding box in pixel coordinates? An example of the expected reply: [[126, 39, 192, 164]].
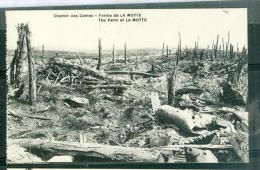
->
[[6, 8, 247, 51]]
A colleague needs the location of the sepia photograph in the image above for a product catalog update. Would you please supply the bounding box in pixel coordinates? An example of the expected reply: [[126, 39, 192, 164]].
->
[[6, 8, 248, 163]]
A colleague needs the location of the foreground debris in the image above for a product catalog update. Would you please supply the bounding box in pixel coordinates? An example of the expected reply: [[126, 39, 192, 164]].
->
[[9, 139, 234, 163]]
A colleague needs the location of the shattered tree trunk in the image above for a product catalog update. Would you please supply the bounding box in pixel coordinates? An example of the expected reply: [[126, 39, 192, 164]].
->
[[10, 49, 18, 85], [41, 45, 46, 64], [41, 45, 44, 57], [200, 49, 204, 61], [214, 34, 219, 59], [176, 32, 181, 65], [211, 42, 214, 61], [230, 44, 234, 60], [222, 38, 225, 59], [14, 24, 28, 88], [97, 38, 102, 70], [226, 31, 230, 60], [25, 25, 37, 105], [206, 46, 209, 59], [167, 68, 176, 106], [112, 44, 115, 64], [192, 42, 197, 70], [166, 45, 169, 61], [162, 42, 165, 58], [228, 47, 247, 86], [124, 43, 127, 65]]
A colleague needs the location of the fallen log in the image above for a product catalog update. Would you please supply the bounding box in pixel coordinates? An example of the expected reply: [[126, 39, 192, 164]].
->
[[8, 110, 52, 121], [106, 71, 160, 77], [72, 84, 129, 90], [38, 81, 129, 92], [10, 139, 160, 162], [9, 139, 233, 162]]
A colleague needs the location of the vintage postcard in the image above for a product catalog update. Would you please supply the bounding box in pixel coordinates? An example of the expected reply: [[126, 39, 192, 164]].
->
[[6, 8, 248, 163]]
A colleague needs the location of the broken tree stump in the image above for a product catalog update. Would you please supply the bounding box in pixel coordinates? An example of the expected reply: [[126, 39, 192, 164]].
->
[[167, 68, 176, 105]]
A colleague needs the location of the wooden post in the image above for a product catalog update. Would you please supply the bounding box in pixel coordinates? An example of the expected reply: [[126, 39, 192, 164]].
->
[[112, 44, 115, 64], [124, 43, 127, 65], [97, 38, 102, 70], [25, 24, 36, 106], [167, 68, 176, 106]]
